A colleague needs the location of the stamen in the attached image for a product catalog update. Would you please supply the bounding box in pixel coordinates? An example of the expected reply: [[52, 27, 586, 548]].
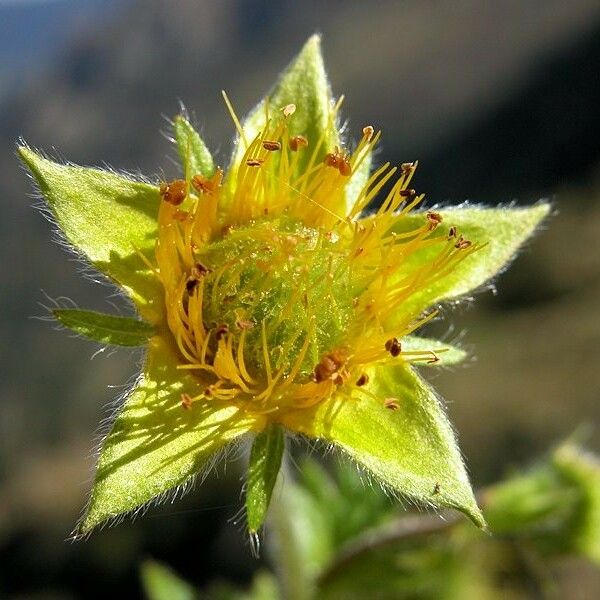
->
[[384, 398, 400, 410], [385, 337, 401, 357], [153, 103, 484, 420], [262, 140, 282, 152], [356, 373, 369, 387], [282, 103, 296, 117], [181, 393, 193, 410], [222, 90, 248, 148], [261, 320, 273, 384], [160, 179, 187, 206], [426, 212, 443, 229], [289, 135, 308, 151]]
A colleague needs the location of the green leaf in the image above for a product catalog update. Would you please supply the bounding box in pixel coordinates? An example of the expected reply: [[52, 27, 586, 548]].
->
[[173, 114, 215, 179], [553, 443, 600, 564], [79, 336, 262, 533], [18, 147, 162, 320], [280, 365, 484, 527], [482, 442, 600, 565], [248, 571, 281, 600], [483, 463, 575, 536], [388, 204, 551, 319], [401, 336, 467, 366], [299, 459, 393, 552], [246, 423, 285, 534], [228, 34, 339, 179], [53, 308, 155, 346], [140, 560, 196, 600]]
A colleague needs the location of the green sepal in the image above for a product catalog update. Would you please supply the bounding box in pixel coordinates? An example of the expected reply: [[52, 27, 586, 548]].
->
[[78, 336, 262, 534], [173, 114, 215, 179], [140, 560, 196, 600], [280, 365, 484, 528], [389, 203, 551, 319], [53, 308, 155, 346], [246, 423, 285, 534], [228, 34, 339, 182], [344, 149, 372, 215], [401, 335, 467, 366], [18, 146, 162, 320]]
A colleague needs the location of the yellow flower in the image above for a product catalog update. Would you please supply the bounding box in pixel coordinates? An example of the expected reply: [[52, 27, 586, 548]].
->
[[18, 35, 549, 537]]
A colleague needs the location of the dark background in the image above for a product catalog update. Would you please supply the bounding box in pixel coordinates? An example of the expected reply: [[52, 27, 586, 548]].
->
[[1, 0, 599, 597]]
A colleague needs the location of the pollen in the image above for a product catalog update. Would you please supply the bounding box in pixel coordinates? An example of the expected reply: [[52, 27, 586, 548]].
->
[[152, 100, 481, 418]]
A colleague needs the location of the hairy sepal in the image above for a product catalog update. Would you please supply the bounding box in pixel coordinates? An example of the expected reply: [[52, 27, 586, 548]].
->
[[19, 146, 163, 320], [279, 364, 484, 527], [228, 34, 339, 184], [389, 203, 551, 319], [78, 336, 263, 534], [173, 114, 215, 179]]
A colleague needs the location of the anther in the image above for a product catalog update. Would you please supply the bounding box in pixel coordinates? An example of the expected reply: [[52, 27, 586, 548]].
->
[[426, 212, 443, 227], [385, 337, 401, 357], [186, 262, 210, 294], [324, 149, 352, 176], [262, 140, 281, 152], [401, 162, 414, 174], [455, 238, 472, 250], [191, 262, 210, 279], [399, 189, 416, 198], [246, 158, 264, 167], [185, 277, 198, 294], [192, 168, 223, 194], [324, 152, 339, 168], [181, 393, 193, 410], [448, 226, 458, 239], [433, 482, 441, 495], [235, 319, 255, 330], [159, 179, 186, 205], [192, 175, 210, 194], [362, 125, 374, 141], [174, 210, 189, 222], [427, 352, 440, 364], [338, 157, 352, 177], [384, 398, 400, 410], [289, 135, 308, 151], [282, 103, 296, 117], [356, 373, 369, 387], [215, 324, 229, 341], [313, 350, 347, 383]]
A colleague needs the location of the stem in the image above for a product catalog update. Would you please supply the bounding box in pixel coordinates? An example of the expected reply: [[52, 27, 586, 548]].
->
[[317, 511, 462, 586], [269, 456, 315, 600]]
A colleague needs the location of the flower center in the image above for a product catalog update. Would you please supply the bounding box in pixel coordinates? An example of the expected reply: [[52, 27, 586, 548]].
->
[[153, 112, 479, 416], [193, 217, 355, 379]]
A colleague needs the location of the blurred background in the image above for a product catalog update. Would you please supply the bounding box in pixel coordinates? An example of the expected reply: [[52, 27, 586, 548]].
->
[[1, 0, 599, 597]]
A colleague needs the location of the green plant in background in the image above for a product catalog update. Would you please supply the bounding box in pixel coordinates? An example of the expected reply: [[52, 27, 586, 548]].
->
[[141, 441, 600, 599], [19, 35, 549, 544]]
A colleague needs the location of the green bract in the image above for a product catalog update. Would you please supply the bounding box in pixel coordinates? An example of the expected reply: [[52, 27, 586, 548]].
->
[[53, 309, 155, 346], [19, 35, 549, 541]]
